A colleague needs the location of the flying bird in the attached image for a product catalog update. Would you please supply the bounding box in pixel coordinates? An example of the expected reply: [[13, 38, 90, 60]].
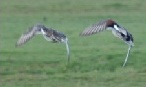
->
[[16, 24, 70, 62], [80, 19, 134, 67]]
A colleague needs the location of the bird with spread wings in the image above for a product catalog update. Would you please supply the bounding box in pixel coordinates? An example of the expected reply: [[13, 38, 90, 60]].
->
[[80, 19, 134, 67], [16, 24, 70, 62]]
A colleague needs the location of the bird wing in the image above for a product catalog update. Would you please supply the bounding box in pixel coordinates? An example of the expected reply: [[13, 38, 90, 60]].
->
[[118, 27, 128, 36], [80, 20, 107, 36], [16, 26, 42, 47]]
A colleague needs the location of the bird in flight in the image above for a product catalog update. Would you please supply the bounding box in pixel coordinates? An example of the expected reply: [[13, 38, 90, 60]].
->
[[80, 19, 134, 67], [16, 24, 70, 62]]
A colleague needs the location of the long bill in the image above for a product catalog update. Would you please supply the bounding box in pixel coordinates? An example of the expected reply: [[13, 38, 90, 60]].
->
[[123, 45, 132, 67]]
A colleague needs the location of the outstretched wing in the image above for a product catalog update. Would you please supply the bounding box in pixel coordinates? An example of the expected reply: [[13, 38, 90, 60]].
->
[[80, 20, 108, 36], [16, 25, 42, 47]]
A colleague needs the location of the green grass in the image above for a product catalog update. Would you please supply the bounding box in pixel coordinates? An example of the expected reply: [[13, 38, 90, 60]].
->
[[1, 0, 146, 87]]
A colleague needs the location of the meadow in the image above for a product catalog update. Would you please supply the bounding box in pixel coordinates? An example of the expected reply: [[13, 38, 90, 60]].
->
[[1, 0, 146, 87]]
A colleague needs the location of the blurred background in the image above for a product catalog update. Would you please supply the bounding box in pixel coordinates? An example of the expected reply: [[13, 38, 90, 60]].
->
[[1, 0, 146, 87]]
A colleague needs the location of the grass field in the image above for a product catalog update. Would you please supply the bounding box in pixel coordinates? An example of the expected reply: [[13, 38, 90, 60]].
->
[[1, 0, 146, 87]]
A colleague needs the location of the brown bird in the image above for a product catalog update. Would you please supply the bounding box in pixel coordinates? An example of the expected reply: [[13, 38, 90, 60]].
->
[[80, 19, 134, 67], [16, 24, 70, 62]]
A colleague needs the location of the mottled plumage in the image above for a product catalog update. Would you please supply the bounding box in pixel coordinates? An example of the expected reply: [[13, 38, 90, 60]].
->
[[80, 19, 134, 67], [16, 24, 70, 62]]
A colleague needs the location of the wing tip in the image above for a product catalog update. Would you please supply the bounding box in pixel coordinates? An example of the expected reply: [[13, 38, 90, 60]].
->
[[79, 33, 85, 36], [15, 42, 22, 47], [15, 44, 18, 47]]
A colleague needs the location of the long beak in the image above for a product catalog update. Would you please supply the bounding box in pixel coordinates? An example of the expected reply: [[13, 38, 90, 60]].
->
[[123, 45, 132, 67], [64, 38, 70, 63]]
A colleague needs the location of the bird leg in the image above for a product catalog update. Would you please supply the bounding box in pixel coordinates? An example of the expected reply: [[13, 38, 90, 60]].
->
[[64, 38, 70, 63], [123, 45, 132, 67]]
